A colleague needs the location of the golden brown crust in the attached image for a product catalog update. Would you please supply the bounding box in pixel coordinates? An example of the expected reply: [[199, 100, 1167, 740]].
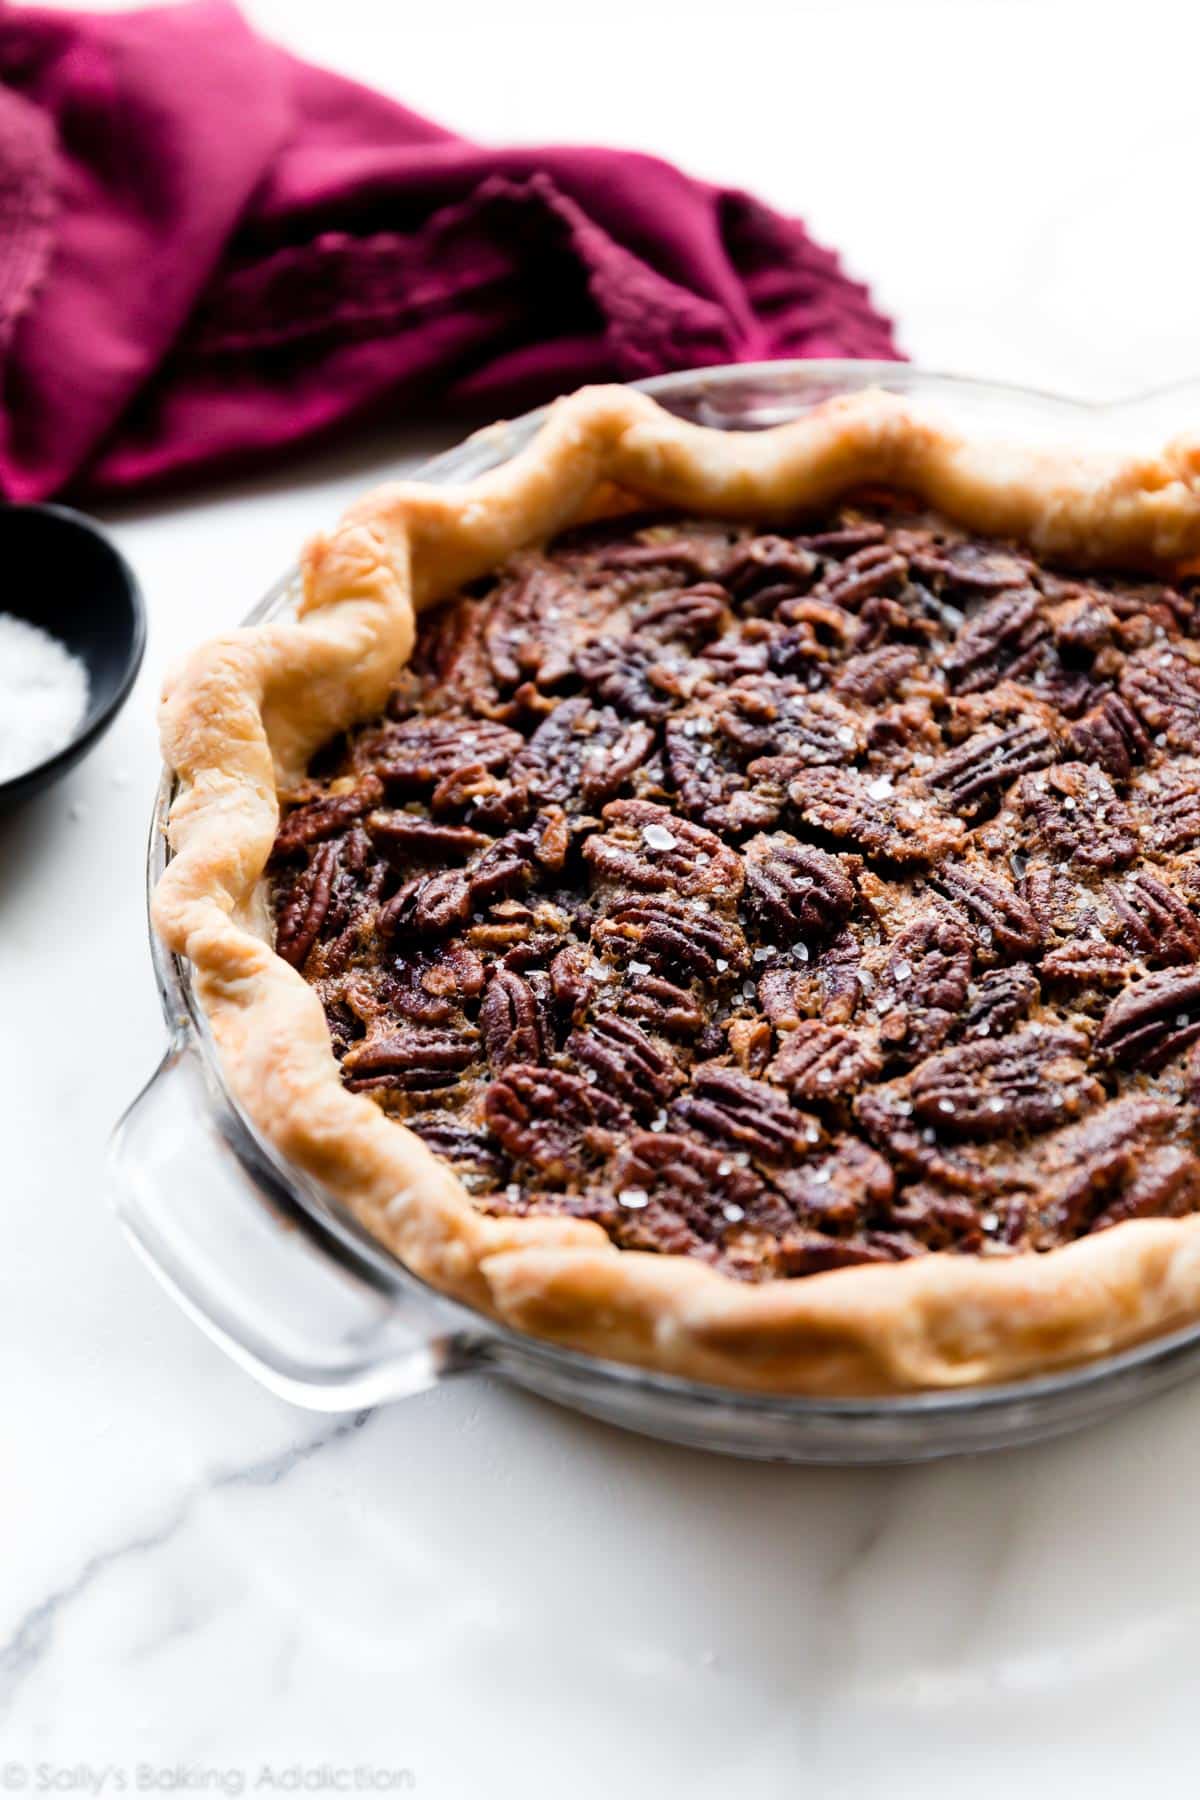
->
[[153, 383, 1200, 1395]]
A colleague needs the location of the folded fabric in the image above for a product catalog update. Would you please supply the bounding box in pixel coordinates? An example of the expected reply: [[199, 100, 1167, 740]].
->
[[0, 0, 899, 501]]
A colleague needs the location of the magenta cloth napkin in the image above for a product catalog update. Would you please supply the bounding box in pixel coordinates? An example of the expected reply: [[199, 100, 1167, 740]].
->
[[0, 0, 899, 501]]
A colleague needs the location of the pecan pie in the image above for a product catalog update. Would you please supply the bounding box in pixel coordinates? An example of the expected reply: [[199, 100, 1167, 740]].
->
[[154, 384, 1200, 1394]]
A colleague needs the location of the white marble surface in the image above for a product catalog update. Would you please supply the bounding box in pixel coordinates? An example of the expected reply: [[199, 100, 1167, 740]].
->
[[7, 0, 1200, 1790]]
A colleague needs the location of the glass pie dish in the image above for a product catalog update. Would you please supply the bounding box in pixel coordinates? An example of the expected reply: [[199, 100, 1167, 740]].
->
[[110, 360, 1200, 1463]]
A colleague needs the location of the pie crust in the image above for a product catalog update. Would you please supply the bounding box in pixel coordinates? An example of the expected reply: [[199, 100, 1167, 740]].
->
[[153, 383, 1200, 1395]]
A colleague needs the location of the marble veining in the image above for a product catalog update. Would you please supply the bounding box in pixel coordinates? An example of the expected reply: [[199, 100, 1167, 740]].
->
[[0, 1415, 375, 1720]]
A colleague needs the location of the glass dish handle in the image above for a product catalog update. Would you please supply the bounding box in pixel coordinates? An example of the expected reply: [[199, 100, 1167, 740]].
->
[[108, 1039, 483, 1410]]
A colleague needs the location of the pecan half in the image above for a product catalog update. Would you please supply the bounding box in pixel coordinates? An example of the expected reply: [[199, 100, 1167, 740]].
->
[[1141, 764, 1200, 855], [942, 588, 1048, 693], [366, 714, 522, 789], [811, 542, 907, 610], [484, 1065, 630, 1181], [1040, 939, 1132, 989], [1015, 764, 1138, 871], [601, 1130, 795, 1263], [342, 1027, 477, 1093], [931, 862, 1044, 957], [721, 536, 819, 613], [366, 812, 491, 860], [929, 723, 1057, 815], [634, 583, 731, 646], [877, 912, 972, 1054], [771, 1022, 883, 1103], [1039, 1099, 1200, 1237], [957, 966, 1040, 1040], [381, 942, 484, 1025], [406, 1112, 509, 1186], [742, 834, 857, 942], [834, 645, 921, 704], [855, 1083, 1002, 1194], [592, 526, 724, 580], [378, 867, 471, 938], [547, 943, 594, 1020], [671, 1064, 822, 1166], [664, 709, 782, 835], [593, 895, 748, 981], [574, 635, 687, 720], [758, 929, 862, 1027], [484, 563, 587, 691], [566, 1016, 680, 1118], [717, 676, 864, 767], [480, 967, 552, 1069], [272, 775, 384, 860], [1121, 647, 1200, 752], [785, 767, 963, 866], [1108, 872, 1200, 966], [1066, 692, 1150, 779], [511, 697, 654, 809], [593, 896, 752, 993], [908, 1029, 1098, 1139], [583, 800, 745, 902], [275, 839, 340, 968], [909, 540, 1031, 595], [623, 973, 706, 1039], [1095, 970, 1200, 1071]]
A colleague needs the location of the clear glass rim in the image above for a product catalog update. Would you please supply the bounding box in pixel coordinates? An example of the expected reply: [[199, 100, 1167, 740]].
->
[[144, 357, 1200, 1419]]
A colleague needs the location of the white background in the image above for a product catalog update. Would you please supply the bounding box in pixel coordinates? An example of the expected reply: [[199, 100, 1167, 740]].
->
[[6, 1, 1200, 1793]]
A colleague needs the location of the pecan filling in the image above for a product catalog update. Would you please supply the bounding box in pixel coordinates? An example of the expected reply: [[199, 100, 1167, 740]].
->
[[270, 499, 1200, 1280]]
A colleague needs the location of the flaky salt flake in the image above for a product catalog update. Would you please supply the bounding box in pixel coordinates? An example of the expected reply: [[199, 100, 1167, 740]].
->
[[628, 960, 651, 976], [642, 823, 677, 851], [867, 775, 894, 800], [619, 1187, 649, 1210], [722, 1203, 746, 1224], [793, 942, 810, 962], [835, 726, 856, 749], [715, 957, 729, 972]]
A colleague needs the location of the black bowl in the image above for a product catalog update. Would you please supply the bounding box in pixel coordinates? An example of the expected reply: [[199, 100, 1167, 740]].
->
[[0, 503, 146, 809]]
